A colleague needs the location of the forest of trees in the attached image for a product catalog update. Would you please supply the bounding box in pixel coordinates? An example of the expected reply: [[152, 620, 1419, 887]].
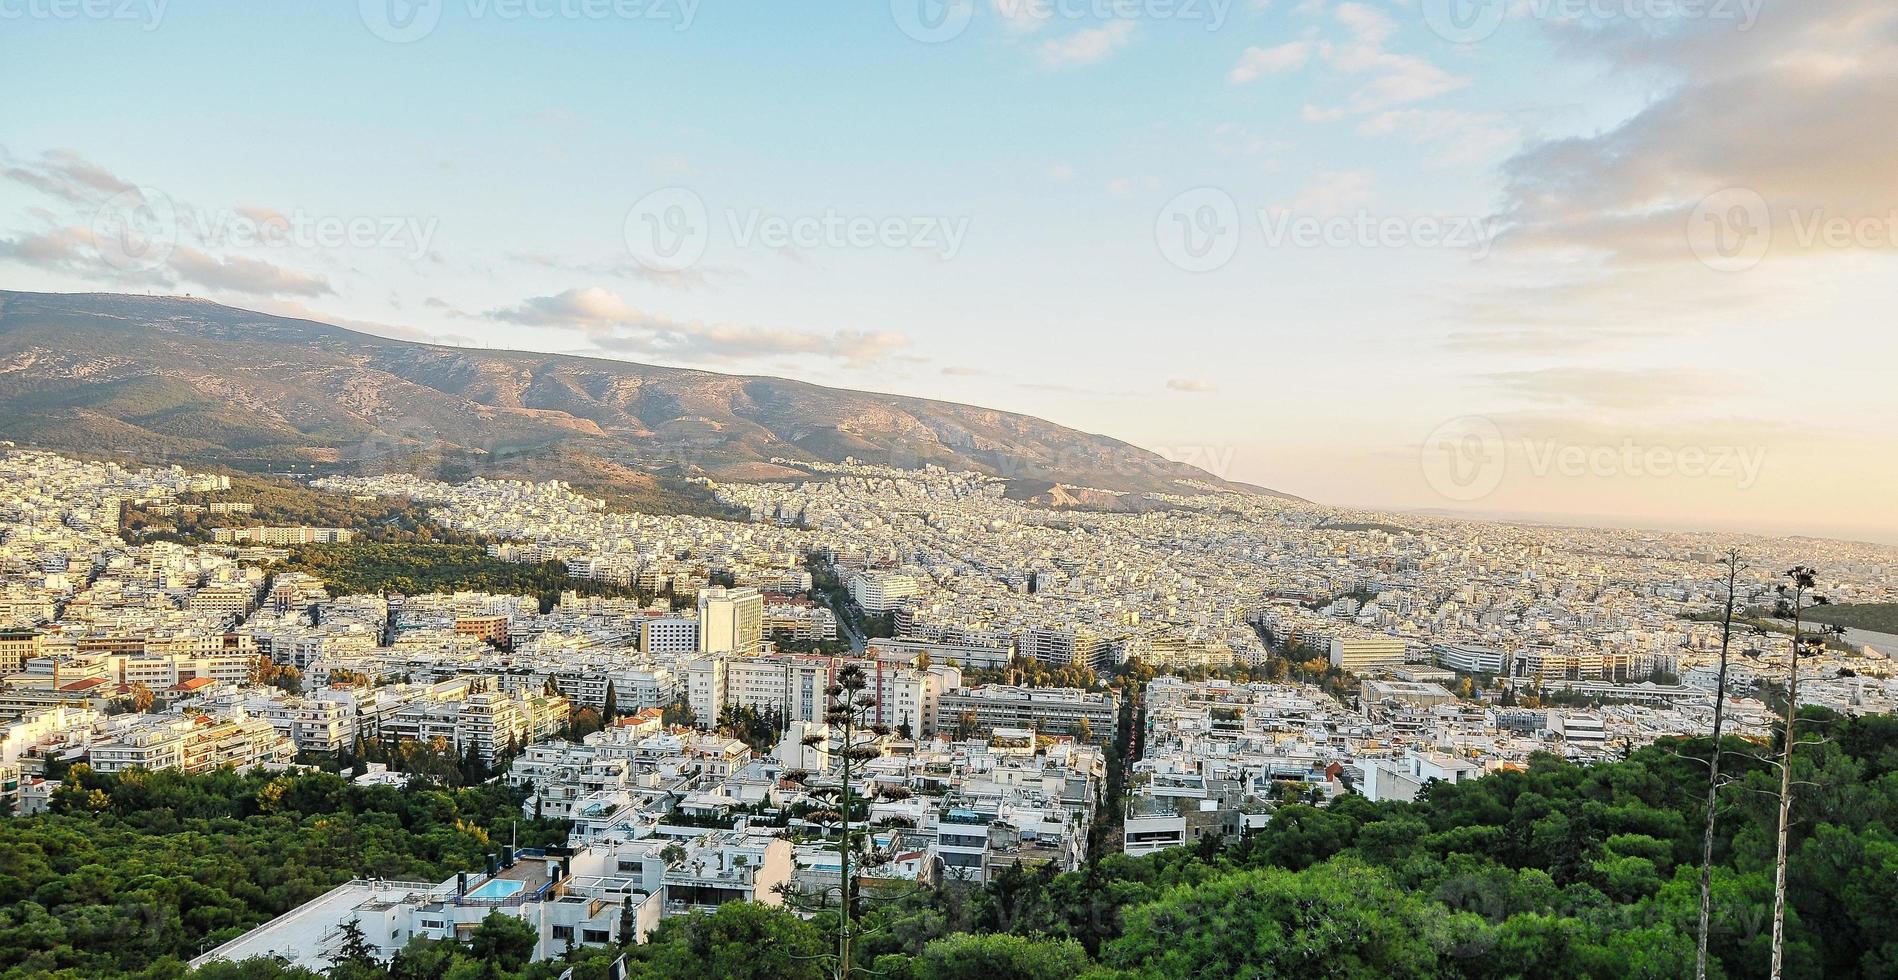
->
[[276, 543, 658, 613], [5, 709, 1896, 978], [118, 477, 464, 546], [0, 767, 568, 978]]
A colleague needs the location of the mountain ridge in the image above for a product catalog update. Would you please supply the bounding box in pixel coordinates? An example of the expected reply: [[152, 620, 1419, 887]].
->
[[0, 290, 1297, 508]]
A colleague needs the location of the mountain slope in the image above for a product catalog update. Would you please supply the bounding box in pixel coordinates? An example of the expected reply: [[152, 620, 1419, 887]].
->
[[0, 290, 1293, 504]]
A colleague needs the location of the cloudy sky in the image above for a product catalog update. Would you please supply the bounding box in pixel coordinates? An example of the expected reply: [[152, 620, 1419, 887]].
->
[[3, 0, 1895, 542]]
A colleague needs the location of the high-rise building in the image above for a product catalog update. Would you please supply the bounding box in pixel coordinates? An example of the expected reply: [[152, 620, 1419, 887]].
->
[[847, 571, 920, 613], [640, 615, 700, 656], [697, 587, 764, 655], [1328, 634, 1407, 673]]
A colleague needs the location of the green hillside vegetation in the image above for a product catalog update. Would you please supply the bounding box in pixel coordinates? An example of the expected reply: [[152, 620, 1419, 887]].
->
[[3, 709, 1895, 978], [1798, 603, 1898, 635], [0, 767, 567, 979], [276, 543, 662, 612], [120, 476, 467, 545]]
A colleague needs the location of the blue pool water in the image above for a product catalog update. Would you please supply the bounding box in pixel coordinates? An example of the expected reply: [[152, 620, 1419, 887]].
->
[[467, 878, 525, 901]]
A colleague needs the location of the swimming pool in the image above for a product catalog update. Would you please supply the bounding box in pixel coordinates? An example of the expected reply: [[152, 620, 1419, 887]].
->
[[466, 878, 525, 901]]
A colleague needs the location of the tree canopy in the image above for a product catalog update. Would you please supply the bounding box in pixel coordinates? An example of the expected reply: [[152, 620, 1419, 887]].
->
[[5, 708, 1896, 978]]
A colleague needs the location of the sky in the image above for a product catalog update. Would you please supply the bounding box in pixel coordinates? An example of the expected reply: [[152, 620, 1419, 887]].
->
[[2, 0, 1896, 543]]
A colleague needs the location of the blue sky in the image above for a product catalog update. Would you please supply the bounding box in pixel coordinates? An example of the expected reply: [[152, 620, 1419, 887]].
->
[[4, 0, 1897, 542]]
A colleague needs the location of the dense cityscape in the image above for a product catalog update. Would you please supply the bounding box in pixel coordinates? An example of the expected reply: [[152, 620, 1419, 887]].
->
[[1, 445, 1893, 977], [7, 0, 1895, 972]]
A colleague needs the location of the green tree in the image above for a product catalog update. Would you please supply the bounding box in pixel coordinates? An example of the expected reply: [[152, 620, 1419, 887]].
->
[[467, 910, 537, 971], [1104, 860, 1475, 977], [641, 902, 828, 980], [334, 916, 377, 965], [910, 933, 1091, 980]]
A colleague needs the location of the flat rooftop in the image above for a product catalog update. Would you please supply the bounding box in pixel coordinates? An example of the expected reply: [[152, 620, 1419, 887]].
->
[[190, 878, 440, 971]]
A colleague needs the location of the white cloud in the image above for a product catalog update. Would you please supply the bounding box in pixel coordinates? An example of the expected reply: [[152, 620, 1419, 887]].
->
[[1498, 0, 1898, 267], [488, 286, 639, 327], [486, 287, 911, 367], [1038, 20, 1136, 69], [167, 247, 333, 298], [1221, 5, 1464, 114], [1332, 1, 1392, 45], [1166, 378, 1218, 392], [1228, 41, 1313, 83], [1357, 109, 1518, 166], [1289, 169, 1376, 211], [0, 147, 135, 204]]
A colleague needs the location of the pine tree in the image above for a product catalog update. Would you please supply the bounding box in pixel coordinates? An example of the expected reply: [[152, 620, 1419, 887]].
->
[[1769, 565, 1830, 980], [1695, 549, 1743, 980], [334, 917, 376, 965], [618, 894, 636, 944]]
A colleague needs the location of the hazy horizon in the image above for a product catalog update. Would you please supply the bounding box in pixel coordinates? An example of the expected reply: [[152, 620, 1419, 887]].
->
[[4, 0, 1895, 543]]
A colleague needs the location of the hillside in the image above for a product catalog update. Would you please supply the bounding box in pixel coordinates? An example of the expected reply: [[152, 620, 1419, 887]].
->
[[0, 291, 1290, 510], [1797, 603, 1898, 636]]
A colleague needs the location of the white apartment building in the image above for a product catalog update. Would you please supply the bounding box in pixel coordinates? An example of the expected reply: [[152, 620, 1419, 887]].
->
[[1433, 643, 1508, 675], [1328, 634, 1407, 673], [88, 712, 293, 775], [937, 685, 1117, 741], [697, 587, 763, 655], [1357, 749, 1485, 803], [762, 601, 837, 643], [640, 615, 700, 656], [683, 656, 726, 728], [383, 690, 571, 766], [870, 636, 1012, 671], [190, 841, 683, 971], [1020, 626, 1118, 671], [848, 571, 920, 613]]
